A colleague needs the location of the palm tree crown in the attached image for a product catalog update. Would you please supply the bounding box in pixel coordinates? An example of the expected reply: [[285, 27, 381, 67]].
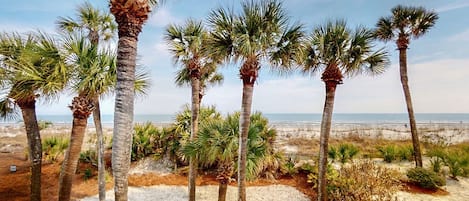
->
[[208, 0, 304, 82], [302, 20, 388, 83], [57, 2, 116, 43], [375, 5, 438, 49]]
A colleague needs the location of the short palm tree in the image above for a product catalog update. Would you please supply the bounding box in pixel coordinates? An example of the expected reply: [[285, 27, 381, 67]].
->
[[58, 34, 149, 201], [56, 3, 117, 200], [207, 1, 303, 199], [109, 0, 158, 200], [0, 31, 68, 201], [300, 20, 389, 201], [58, 34, 115, 201], [184, 112, 279, 201], [375, 5, 438, 167], [165, 19, 223, 201]]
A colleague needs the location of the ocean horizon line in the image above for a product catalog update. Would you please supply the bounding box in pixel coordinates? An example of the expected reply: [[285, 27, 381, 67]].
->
[[2, 113, 468, 124]]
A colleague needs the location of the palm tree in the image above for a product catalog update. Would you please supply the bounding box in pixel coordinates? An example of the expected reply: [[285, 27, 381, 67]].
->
[[174, 64, 223, 104], [165, 19, 223, 201], [58, 34, 149, 201], [375, 5, 438, 167], [184, 112, 280, 201], [207, 1, 303, 200], [0, 31, 68, 201], [109, 1, 158, 200], [58, 34, 114, 201], [56, 3, 117, 200], [300, 20, 389, 201]]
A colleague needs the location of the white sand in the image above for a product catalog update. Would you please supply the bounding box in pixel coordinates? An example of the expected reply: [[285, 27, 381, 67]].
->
[[79, 185, 310, 201]]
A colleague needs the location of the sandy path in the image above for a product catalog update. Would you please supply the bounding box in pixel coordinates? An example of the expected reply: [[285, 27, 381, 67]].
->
[[80, 184, 310, 201]]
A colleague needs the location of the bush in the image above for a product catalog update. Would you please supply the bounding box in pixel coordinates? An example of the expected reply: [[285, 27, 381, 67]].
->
[[329, 143, 360, 164], [397, 145, 414, 161], [328, 160, 401, 201], [377, 144, 413, 163], [427, 145, 469, 179], [378, 145, 398, 163], [42, 136, 69, 162], [83, 168, 93, 180], [443, 150, 469, 179], [407, 167, 446, 189], [79, 150, 98, 166]]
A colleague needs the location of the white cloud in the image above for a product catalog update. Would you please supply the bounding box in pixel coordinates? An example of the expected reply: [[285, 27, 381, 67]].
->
[[436, 1, 469, 12], [448, 29, 469, 42], [148, 8, 182, 28]]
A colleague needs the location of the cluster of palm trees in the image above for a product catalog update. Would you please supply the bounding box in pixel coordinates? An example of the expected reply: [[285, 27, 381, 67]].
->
[[0, 0, 438, 201], [164, 1, 438, 201]]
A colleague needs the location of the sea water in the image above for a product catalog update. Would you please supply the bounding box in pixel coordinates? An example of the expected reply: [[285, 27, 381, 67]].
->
[[2, 113, 469, 125]]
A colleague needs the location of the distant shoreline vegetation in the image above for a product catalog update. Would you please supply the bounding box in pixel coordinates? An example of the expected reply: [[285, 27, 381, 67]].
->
[[2, 113, 469, 124]]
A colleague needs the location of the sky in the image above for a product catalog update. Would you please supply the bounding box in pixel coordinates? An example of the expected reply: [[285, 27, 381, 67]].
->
[[0, 0, 468, 115]]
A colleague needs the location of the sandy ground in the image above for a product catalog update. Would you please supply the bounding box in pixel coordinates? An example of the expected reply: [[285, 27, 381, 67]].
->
[[80, 185, 310, 201], [1, 123, 469, 201]]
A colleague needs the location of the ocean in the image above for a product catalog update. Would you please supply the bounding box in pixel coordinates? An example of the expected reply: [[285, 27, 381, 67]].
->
[[2, 113, 469, 125]]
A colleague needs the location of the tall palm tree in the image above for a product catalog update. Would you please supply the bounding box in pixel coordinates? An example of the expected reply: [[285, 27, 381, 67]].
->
[[58, 34, 114, 201], [0, 31, 68, 201], [300, 20, 389, 201], [174, 64, 223, 104], [57, 3, 117, 200], [58, 34, 149, 201], [184, 112, 279, 201], [109, 1, 158, 200], [207, 1, 303, 200], [165, 19, 223, 201], [375, 5, 438, 167]]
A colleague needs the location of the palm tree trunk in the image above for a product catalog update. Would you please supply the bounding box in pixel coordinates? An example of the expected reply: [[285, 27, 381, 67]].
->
[[18, 98, 42, 201], [238, 82, 254, 201], [189, 75, 201, 201], [399, 48, 423, 167], [112, 34, 138, 201], [58, 115, 89, 201], [317, 81, 338, 201], [92, 97, 106, 201], [218, 181, 228, 201]]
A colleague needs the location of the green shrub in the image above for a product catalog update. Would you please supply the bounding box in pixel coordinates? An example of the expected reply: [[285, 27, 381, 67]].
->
[[378, 145, 398, 163], [83, 168, 93, 180], [328, 146, 338, 162], [430, 157, 443, 174], [427, 145, 469, 179], [329, 143, 360, 164], [328, 160, 400, 201], [42, 136, 69, 162], [407, 167, 446, 189], [79, 150, 98, 166], [281, 158, 298, 176], [132, 122, 158, 161], [444, 150, 469, 179], [377, 144, 413, 163], [397, 144, 414, 161]]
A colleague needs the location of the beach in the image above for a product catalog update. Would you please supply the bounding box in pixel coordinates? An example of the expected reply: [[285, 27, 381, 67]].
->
[[1, 120, 469, 201]]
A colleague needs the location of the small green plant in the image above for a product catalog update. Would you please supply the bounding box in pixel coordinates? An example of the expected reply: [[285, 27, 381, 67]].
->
[[38, 120, 53, 130], [429, 157, 443, 174], [397, 144, 414, 161], [79, 150, 98, 166], [42, 136, 69, 162], [281, 158, 298, 176], [378, 145, 398, 163], [443, 150, 469, 179], [83, 168, 93, 180], [427, 144, 469, 179], [407, 167, 445, 189], [329, 143, 360, 163]]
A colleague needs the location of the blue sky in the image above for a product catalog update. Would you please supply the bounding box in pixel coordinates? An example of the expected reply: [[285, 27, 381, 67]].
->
[[1, 0, 468, 115]]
